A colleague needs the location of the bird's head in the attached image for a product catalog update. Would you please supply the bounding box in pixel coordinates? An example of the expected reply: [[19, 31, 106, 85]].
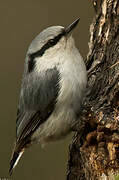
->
[[28, 18, 80, 59]]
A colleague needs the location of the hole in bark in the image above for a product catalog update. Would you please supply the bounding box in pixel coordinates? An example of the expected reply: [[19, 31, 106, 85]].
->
[[112, 91, 119, 109]]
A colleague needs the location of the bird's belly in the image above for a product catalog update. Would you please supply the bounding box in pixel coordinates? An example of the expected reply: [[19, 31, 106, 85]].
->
[[32, 76, 85, 145], [32, 51, 87, 144], [31, 105, 74, 144]]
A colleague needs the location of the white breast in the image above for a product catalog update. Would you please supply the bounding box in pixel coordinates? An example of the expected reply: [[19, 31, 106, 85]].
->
[[32, 39, 87, 144]]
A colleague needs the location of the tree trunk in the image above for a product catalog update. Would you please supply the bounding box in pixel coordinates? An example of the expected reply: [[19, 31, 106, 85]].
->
[[67, 0, 119, 179]]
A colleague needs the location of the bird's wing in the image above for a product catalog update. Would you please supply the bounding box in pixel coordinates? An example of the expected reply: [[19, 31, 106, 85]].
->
[[9, 66, 60, 175], [16, 67, 60, 145]]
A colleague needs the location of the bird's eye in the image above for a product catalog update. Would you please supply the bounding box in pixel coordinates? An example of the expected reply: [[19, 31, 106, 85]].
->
[[48, 39, 54, 45]]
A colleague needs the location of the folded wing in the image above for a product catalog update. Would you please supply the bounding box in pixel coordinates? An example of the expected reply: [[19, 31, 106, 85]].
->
[[16, 66, 60, 145]]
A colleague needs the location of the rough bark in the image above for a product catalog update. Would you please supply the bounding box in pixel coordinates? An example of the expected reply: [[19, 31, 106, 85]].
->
[[67, 0, 119, 179]]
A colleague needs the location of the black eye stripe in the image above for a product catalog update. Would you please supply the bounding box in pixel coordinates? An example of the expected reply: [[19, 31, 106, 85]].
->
[[30, 30, 65, 58], [28, 56, 35, 73], [28, 30, 65, 73]]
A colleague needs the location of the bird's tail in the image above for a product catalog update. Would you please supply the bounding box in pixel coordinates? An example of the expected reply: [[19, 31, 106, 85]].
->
[[9, 148, 24, 176]]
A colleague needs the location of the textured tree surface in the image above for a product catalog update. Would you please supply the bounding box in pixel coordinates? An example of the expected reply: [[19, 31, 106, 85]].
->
[[67, 0, 119, 179]]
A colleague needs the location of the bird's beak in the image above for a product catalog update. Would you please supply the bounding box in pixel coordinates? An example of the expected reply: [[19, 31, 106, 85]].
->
[[65, 18, 80, 35]]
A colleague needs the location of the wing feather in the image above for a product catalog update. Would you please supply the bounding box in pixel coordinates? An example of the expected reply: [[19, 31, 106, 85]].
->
[[16, 67, 60, 147]]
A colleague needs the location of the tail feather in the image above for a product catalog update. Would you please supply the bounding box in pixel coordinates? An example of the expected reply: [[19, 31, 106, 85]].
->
[[9, 151, 24, 176]]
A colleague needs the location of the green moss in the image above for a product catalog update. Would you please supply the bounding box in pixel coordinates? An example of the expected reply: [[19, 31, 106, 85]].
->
[[115, 174, 119, 180]]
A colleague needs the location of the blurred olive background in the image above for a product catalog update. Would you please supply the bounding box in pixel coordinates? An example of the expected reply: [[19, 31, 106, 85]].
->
[[0, 1, 93, 180]]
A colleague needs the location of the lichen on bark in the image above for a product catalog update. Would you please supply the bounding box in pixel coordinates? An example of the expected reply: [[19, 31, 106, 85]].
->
[[67, 0, 119, 179]]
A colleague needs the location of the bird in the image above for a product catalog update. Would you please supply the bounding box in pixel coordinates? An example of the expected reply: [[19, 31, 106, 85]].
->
[[9, 18, 87, 175]]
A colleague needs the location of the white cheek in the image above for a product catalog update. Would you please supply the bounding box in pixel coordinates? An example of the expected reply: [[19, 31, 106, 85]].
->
[[45, 37, 66, 56], [35, 38, 66, 72]]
